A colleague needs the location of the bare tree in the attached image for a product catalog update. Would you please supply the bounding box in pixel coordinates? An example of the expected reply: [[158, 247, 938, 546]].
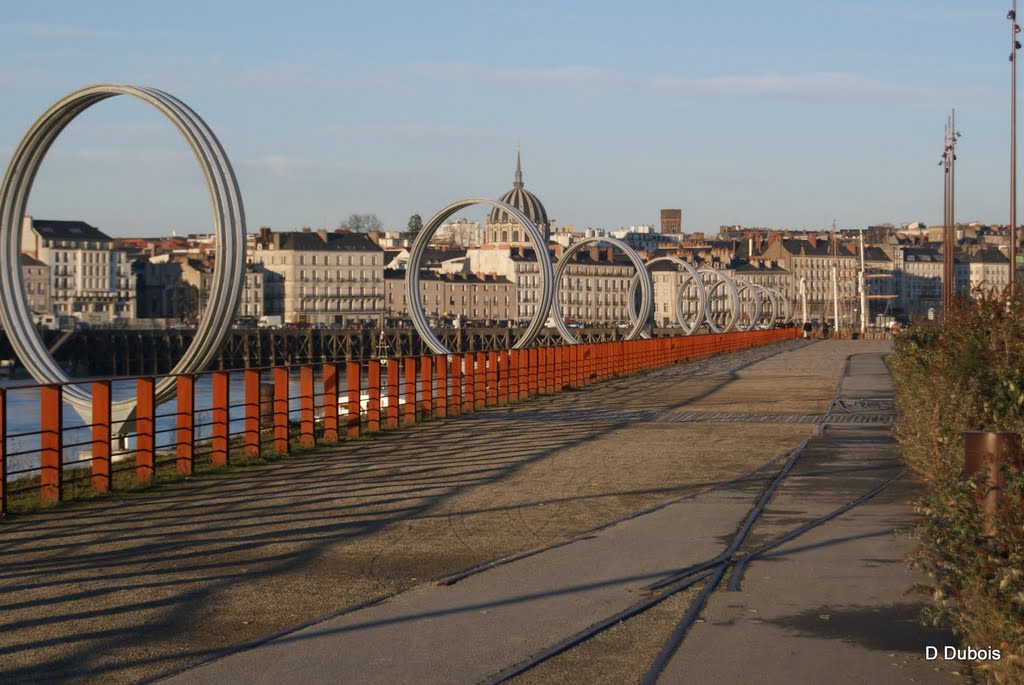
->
[[339, 213, 383, 232]]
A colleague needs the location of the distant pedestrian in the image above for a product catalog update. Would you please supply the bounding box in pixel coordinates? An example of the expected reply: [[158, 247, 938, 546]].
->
[[802, 321, 812, 340]]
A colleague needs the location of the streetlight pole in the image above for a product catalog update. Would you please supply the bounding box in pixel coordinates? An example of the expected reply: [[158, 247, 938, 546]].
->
[[941, 111, 960, 315], [1010, 3, 1020, 296]]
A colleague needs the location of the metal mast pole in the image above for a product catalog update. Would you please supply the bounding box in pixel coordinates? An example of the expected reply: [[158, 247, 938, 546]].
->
[[1011, 3, 1020, 296], [831, 220, 840, 332], [942, 114, 957, 315], [859, 230, 868, 334]]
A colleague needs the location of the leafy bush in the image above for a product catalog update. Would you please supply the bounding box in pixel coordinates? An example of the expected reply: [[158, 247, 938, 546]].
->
[[891, 295, 1024, 684]]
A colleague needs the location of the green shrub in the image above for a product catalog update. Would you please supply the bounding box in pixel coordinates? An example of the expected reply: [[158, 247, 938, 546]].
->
[[891, 295, 1024, 683]]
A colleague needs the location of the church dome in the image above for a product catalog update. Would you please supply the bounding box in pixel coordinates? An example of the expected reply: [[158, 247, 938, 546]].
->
[[487, 148, 548, 228]]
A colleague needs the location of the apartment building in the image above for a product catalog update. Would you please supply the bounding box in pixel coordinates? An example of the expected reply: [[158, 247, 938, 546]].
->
[[20, 216, 135, 324], [252, 228, 384, 325]]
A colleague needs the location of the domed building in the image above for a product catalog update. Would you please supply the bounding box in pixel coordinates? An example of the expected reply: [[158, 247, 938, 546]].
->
[[484, 148, 550, 246]]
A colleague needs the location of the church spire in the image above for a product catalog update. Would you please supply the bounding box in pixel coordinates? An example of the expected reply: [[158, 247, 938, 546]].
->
[[514, 143, 523, 189]]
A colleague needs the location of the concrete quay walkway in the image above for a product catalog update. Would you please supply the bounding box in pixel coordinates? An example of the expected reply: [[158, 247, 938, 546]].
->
[[158, 343, 963, 685], [0, 340, 963, 684]]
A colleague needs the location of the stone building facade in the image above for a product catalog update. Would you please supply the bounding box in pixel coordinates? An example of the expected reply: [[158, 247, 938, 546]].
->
[[20, 216, 135, 325], [251, 228, 384, 325]]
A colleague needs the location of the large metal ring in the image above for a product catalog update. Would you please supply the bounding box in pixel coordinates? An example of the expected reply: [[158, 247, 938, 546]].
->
[[0, 84, 246, 424], [749, 282, 779, 328], [407, 198, 554, 355], [699, 267, 740, 333], [551, 237, 652, 344], [642, 257, 707, 335], [777, 287, 793, 323], [733, 278, 763, 332]]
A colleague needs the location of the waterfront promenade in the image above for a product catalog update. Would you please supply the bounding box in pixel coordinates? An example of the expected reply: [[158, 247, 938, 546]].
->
[[0, 340, 963, 683]]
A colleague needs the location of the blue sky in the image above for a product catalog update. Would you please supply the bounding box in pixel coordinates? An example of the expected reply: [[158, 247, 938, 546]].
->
[[0, 1, 1011, 236]]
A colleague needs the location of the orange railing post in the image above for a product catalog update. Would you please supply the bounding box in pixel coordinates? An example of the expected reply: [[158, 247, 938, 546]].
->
[[176, 374, 195, 476], [475, 352, 487, 410], [434, 355, 448, 418], [273, 367, 290, 454], [528, 348, 539, 396], [135, 377, 155, 483], [386, 359, 400, 428], [463, 353, 475, 413], [403, 357, 417, 425], [495, 350, 506, 405], [91, 380, 111, 494], [244, 369, 261, 458], [420, 356, 433, 420], [450, 354, 462, 417], [299, 366, 316, 448], [0, 389, 4, 514], [322, 363, 339, 442], [486, 351, 498, 406], [346, 361, 361, 438], [40, 384, 63, 504], [368, 359, 382, 432], [211, 370, 230, 466]]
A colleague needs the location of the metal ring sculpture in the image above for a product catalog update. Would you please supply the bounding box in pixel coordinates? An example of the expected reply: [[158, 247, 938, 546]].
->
[[699, 267, 740, 333], [626, 257, 707, 337], [733, 278, 763, 332], [408, 198, 554, 355], [749, 283, 779, 329], [778, 288, 793, 324], [551, 237, 652, 344], [0, 84, 245, 424], [644, 257, 707, 335]]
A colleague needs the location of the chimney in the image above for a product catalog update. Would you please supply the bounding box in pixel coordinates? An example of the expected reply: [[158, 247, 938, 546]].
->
[[302, 226, 312, 233], [589, 246, 600, 262], [553, 243, 564, 258], [259, 226, 271, 243], [807, 234, 817, 249], [604, 247, 614, 262], [317, 228, 328, 242], [518, 245, 526, 258]]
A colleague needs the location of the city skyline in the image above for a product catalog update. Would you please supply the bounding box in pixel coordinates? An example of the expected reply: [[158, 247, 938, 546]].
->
[[0, 1, 1013, 236]]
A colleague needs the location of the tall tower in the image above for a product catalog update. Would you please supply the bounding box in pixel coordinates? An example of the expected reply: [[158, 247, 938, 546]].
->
[[661, 209, 682, 235]]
